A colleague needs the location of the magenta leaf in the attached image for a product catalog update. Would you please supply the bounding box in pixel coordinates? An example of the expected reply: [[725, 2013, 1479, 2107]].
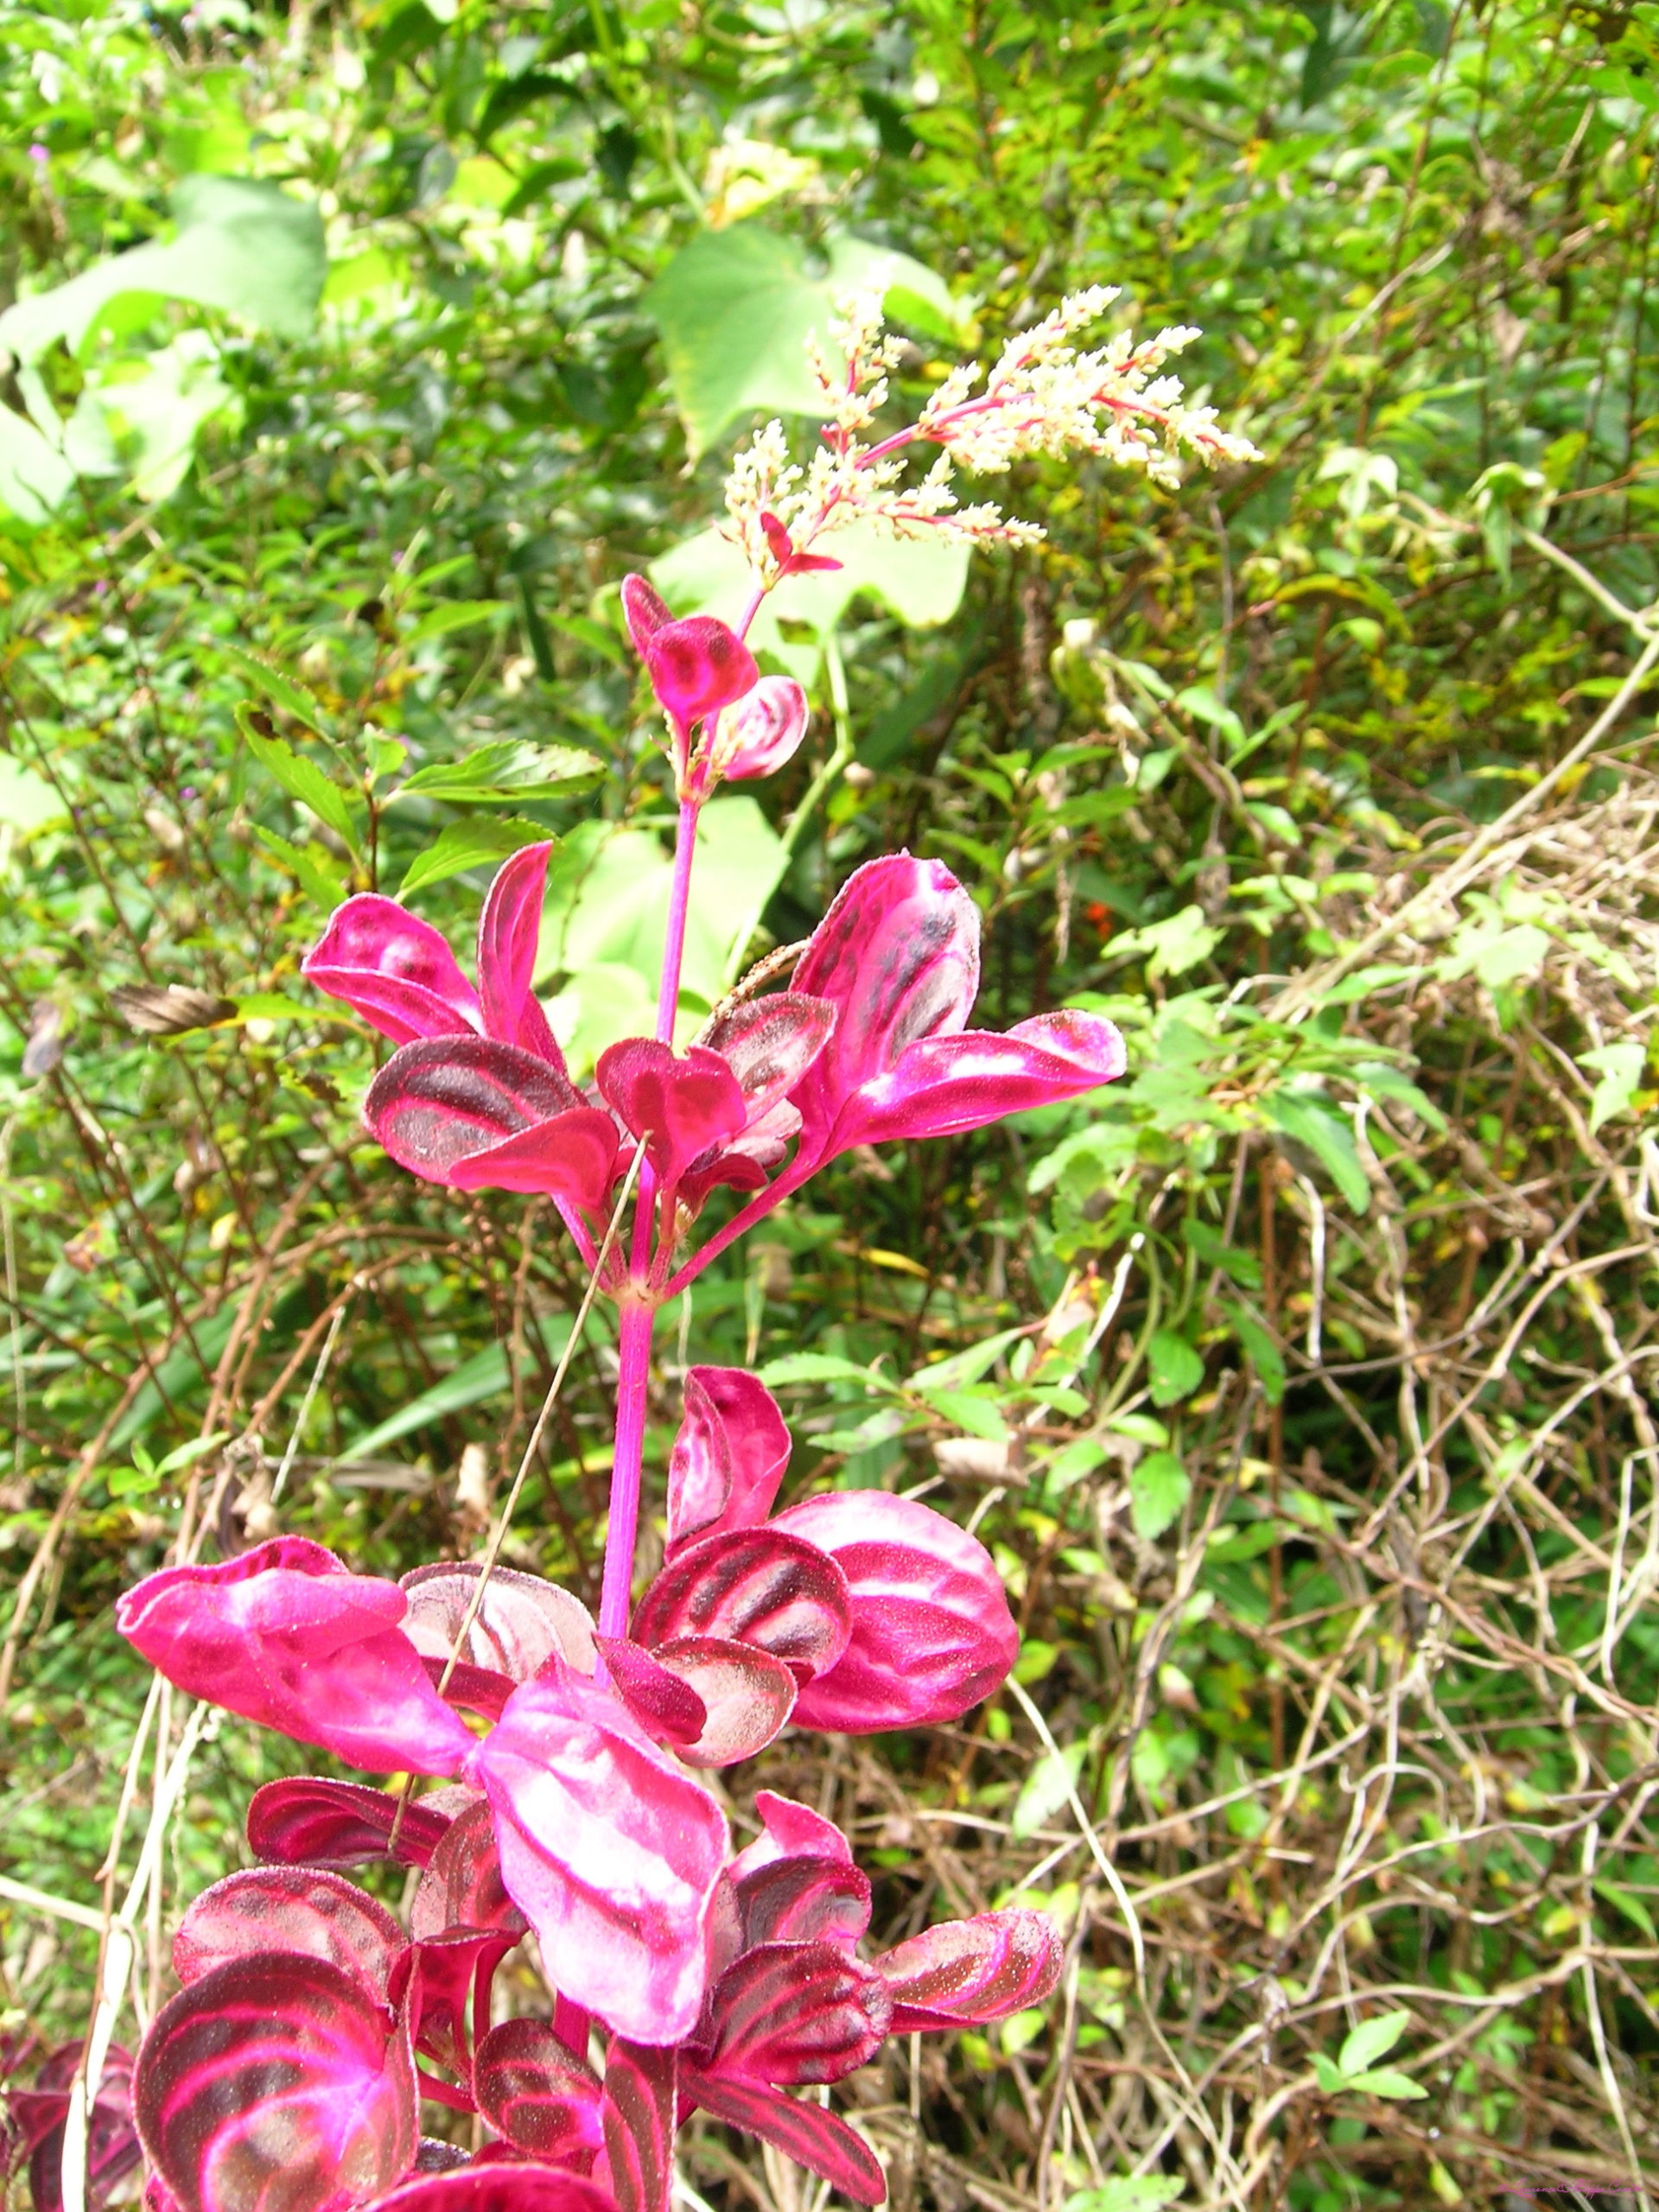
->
[[363, 1039, 618, 1213], [731, 1792, 855, 1878], [14, 2045, 139, 2212], [641, 618, 758, 734], [467, 1664, 728, 2045], [116, 1539, 478, 1777], [874, 1910, 1062, 2030], [404, 1929, 517, 2081], [713, 678, 809, 782], [620, 575, 672, 655], [679, 2072, 884, 2206], [645, 1637, 797, 1768], [247, 1778, 453, 1870], [133, 1955, 417, 2212], [700, 1943, 890, 2087], [303, 898, 481, 1047], [593, 1638, 707, 1747], [664, 1369, 791, 1556], [594, 1043, 747, 1193], [475, 844, 563, 1061], [402, 1563, 597, 1685], [368, 2166, 621, 2212], [473, 2021, 603, 2170], [410, 1801, 529, 1942], [631, 1529, 850, 1687], [174, 1868, 405, 2003], [769, 1493, 1018, 1732], [699, 995, 836, 1131], [595, 2043, 676, 2212], [830, 1011, 1128, 1155], [733, 1853, 871, 1952]]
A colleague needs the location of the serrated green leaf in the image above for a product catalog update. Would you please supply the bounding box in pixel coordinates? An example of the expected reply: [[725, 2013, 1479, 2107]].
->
[[402, 599, 510, 649], [1344, 2068, 1427, 2100], [907, 1325, 1027, 1394], [1129, 1450, 1190, 1541], [251, 826, 347, 910], [397, 817, 555, 897], [107, 1462, 162, 1498], [397, 740, 603, 806], [1581, 1039, 1647, 1135], [1045, 1438, 1107, 1492], [1262, 1090, 1370, 1213], [1064, 2183, 1184, 2212], [1338, 2009, 1408, 2075], [1593, 1878, 1658, 1941], [220, 644, 331, 733], [1311, 2054, 1347, 2095], [1011, 1740, 1088, 1840], [1222, 1300, 1287, 1404], [759, 1352, 895, 1390], [1147, 1328, 1205, 1408], [238, 705, 363, 858], [925, 1389, 1009, 1443]]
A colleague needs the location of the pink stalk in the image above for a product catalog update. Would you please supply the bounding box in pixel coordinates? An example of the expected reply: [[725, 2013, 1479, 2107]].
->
[[656, 798, 701, 1044], [597, 1295, 655, 1640]]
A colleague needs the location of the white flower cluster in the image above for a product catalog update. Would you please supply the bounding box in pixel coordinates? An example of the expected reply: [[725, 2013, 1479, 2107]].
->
[[721, 283, 1260, 589]]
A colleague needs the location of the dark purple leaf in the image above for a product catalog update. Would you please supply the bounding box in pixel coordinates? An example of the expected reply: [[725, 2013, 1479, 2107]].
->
[[701, 1943, 889, 2088], [16, 2047, 139, 2212], [769, 1493, 1017, 1732], [679, 2071, 884, 2206], [402, 1563, 597, 1686], [594, 1043, 747, 1194], [874, 1910, 1062, 2030], [367, 2165, 621, 2212], [596, 2043, 676, 2212], [733, 1854, 870, 1952], [409, 1802, 527, 1942], [475, 844, 563, 1061], [174, 1868, 404, 2002], [664, 1370, 790, 1557], [630, 1529, 849, 1687], [474, 2020, 602, 2171], [594, 1639, 707, 1748], [646, 1638, 796, 1769], [133, 1954, 416, 2212], [362, 1039, 616, 1213], [246, 1778, 452, 1871]]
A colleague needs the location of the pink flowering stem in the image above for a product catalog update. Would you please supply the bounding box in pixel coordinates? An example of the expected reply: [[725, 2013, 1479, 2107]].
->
[[598, 1299, 656, 1643], [655, 798, 700, 1044]]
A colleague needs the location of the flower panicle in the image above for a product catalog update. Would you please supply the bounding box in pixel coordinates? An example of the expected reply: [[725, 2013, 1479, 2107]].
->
[[721, 283, 1260, 584]]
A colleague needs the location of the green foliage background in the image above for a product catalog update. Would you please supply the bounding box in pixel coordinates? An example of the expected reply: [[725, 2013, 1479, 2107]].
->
[[3, 2, 1659, 2207]]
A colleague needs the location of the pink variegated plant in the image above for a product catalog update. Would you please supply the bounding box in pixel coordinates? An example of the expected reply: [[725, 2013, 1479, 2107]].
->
[[102, 287, 1253, 2212]]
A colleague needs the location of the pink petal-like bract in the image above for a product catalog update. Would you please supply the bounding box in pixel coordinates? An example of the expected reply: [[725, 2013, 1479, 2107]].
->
[[467, 1665, 728, 2045], [642, 618, 759, 733], [630, 1528, 851, 1686], [116, 1539, 477, 1777], [402, 1561, 597, 1683], [594, 1042, 747, 1193], [665, 1369, 791, 1555], [246, 1777, 452, 1871], [714, 677, 809, 782], [730, 1790, 855, 1879], [594, 1637, 709, 1748], [369, 2168, 622, 2212], [132, 1955, 417, 2212], [785, 855, 1125, 1168], [768, 1493, 1018, 1732], [596, 2043, 677, 2212], [645, 1637, 798, 1767], [476, 843, 563, 1060], [874, 1909, 1063, 2031], [173, 1868, 404, 2003], [678, 2072, 884, 2206], [699, 994, 837, 1130], [473, 2019, 604, 2170], [363, 1037, 618, 1213], [620, 574, 672, 656], [408, 1799, 528, 1942], [303, 897, 481, 1047], [700, 1942, 891, 2087], [404, 1926, 518, 2079]]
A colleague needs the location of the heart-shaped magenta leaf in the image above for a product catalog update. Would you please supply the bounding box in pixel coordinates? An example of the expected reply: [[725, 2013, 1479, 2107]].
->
[[701, 1942, 890, 2088], [116, 1539, 478, 1778], [367, 2166, 621, 2212], [630, 1529, 850, 1687], [832, 1010, 1128, 1156], [594, 1043, 747, 1194], [467, 1666, 728, 2046], [596, 2043, 676, 2212], [768, 1493, 1017, 1732], [302, 897, 481, 1048], [678, 2072, 884, 2206], [404, 1928, 518, 2081], [698, 995, 836, 1128], [402, 1564, 597, 1686], [664, 1370, 791, 1556], [246, 1778, 453, 1871], [646, 1638, 796, 1768], [174, 1868, 405, 2003], [593, 1638, 707, 1748], [409, 1801, 528, 1942], [133, 1954, 416, 2212], [364, 1039, 617, 1213], [473, 2019, 603, 2170], [475, 844, 563, 1062], [874, 1909, 1062, 2029], [712, 677, 809, 783], [642, 618, 758, 734], [732, 1853, 871, 1952]]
